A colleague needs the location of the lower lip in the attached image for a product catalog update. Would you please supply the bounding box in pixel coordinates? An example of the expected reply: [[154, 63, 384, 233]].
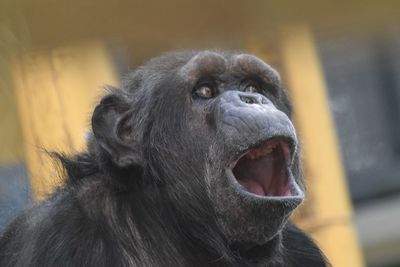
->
[[225, 168, 304, 200]]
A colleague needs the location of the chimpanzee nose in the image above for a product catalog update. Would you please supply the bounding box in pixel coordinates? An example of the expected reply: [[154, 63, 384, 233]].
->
[[238, 92, 269, 105]]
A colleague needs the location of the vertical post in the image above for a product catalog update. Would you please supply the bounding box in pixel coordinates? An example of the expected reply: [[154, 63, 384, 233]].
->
[[0, 86, 24, 163], [280, 25, 364, 267], [12, 42, 118, 200]]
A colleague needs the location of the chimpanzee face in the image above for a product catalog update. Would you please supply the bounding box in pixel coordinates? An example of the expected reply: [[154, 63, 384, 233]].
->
[[138, 51, 304, 247]]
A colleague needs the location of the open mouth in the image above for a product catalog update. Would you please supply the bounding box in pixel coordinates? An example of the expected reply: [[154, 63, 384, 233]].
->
[[230, 138, 295, 197]]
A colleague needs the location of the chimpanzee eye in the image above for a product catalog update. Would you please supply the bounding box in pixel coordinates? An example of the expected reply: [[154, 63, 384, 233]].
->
[[244, 85, 258, 93], [194, 85, 215, 99]]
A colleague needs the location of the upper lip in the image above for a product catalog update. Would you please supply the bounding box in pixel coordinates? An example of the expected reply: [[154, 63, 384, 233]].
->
[[229, 136, 296, 168]]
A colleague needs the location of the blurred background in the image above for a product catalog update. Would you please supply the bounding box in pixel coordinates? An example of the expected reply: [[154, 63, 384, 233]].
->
[[1, 1, 399, 266]]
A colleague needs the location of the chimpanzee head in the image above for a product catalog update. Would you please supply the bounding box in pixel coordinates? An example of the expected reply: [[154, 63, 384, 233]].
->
[[91, 51, 304, 254]]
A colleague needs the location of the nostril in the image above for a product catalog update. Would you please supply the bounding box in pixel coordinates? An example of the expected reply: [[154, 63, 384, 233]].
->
[[240, 95, 257, 104]]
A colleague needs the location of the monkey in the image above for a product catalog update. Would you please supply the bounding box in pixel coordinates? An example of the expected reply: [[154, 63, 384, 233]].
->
[[0, 51, 328, 267]]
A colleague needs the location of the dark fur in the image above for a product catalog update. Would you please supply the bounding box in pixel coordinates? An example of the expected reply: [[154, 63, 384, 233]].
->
[[0, 51, 329, 266]]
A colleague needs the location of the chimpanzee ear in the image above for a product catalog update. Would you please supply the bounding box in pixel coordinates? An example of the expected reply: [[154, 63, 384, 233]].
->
[[91, 92, 143, 168]]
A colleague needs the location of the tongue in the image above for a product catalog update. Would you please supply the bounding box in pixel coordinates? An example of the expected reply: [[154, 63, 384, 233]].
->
[[235, 155, 275, 196], [237, 179, 266, 195]]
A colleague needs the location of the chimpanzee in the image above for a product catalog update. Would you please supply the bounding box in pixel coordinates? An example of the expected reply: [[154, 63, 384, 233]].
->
[[0, 51, 329, 266]]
